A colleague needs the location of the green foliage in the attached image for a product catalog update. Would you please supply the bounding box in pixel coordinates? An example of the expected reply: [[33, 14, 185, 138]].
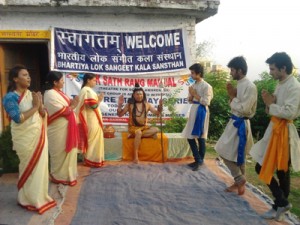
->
[[163, 117, 187, 133], [293, 72, 300, 135], [0, 126, 19, 173], [251, 72, 277, 140], [205, 71, 231, 139], [161, 86, 187, 133], [196, 41, 214, 59], [294, 119, 300, 136], [163, 87, 183, 118]]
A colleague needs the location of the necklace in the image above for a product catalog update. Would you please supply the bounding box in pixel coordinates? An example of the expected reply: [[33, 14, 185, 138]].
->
[[136, 107, 144, 113], [135, 104, 145, 117], [135, 103, 144, 113]]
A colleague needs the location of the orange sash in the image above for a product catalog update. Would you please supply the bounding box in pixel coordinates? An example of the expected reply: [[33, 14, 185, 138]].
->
[[259, 116, 290, 184]]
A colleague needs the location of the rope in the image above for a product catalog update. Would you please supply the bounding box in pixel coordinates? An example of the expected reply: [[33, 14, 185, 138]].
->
[[46, 183, 68, 225]]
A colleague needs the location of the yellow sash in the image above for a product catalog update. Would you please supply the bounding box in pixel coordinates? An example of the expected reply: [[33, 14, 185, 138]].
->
[[259, 116, 290, 184]]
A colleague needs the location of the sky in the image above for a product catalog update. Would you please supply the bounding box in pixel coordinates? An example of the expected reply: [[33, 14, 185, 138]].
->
[[195, 0, 300, 81]]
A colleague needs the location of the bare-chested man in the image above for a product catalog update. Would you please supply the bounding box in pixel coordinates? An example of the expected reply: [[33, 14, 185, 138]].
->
[[117, 83, 163, 163]]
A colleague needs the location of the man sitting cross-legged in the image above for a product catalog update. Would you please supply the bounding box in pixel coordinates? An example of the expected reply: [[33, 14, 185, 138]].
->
[[117, 83, 163, 163]]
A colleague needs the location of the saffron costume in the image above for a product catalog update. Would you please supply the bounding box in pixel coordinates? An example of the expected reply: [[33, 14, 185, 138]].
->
[[181, 79, 213, 163], [250, 75, 300, 208], [76, 86, 104, 167], [215, 77, 257, 184], [44, 89, 78, 186], [128, 102, 151, 135], [3, 90, 56, 214]]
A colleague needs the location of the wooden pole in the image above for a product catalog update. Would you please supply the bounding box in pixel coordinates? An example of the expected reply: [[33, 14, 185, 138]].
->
[[160, 91, 164, 163]]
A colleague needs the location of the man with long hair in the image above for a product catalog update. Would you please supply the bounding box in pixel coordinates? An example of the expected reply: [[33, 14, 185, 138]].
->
[[117, 83, 162, 163]]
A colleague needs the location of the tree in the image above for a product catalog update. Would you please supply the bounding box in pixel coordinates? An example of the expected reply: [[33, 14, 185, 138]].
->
[[196, 40, 214, 60], [205, 71, 232, 139], [162, 87, 187, 133], [251, 72, 277, 140]]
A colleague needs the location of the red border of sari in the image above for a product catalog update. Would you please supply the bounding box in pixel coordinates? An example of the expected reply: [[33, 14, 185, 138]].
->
[[54, 88, 70, 105], [84, 99, 103, 129], [84, 158, 104, 168], [50, 174, 77, 186], [48, 89, 71, 124], [17, 91, 26, 104], [78, 98, 103, 153], [48, 107, 68, 124], [18, 200, 57, 214], [78, 104, 89, 153], [17, 123, 46, 190]]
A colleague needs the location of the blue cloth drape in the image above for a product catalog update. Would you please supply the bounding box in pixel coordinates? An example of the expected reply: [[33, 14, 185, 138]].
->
[[231, 115, 247, 166], [191, 101, 206, 137]]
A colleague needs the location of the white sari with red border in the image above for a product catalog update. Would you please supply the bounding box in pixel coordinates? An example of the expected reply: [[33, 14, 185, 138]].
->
[[44, 89, 78, 186], [11, 90, 56, 214], [76, 86, 104, 167]]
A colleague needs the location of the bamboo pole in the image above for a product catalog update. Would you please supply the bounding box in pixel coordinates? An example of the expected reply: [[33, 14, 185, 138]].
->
[[160, 91, 164, 163]]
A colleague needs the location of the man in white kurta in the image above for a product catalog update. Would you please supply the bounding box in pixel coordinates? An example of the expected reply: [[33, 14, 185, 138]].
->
[[215, 56, 257, 195], [182, 63, 213, 171], [250, 52, 300, 221]]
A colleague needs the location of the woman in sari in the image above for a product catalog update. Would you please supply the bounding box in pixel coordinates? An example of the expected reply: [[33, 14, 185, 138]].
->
[[2, 65, 56, 214], [76, 73, 104, 167], [44, 71, 79, 186]]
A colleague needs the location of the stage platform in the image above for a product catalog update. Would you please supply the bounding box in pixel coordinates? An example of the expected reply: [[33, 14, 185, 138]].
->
[[104, 132, 192, 161]]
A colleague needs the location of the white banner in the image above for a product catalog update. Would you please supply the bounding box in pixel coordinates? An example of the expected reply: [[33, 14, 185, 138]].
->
[[63, 73, 195, 125]]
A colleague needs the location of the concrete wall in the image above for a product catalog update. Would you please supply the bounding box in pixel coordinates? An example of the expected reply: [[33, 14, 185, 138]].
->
[[0, 0, 219, 23], [0, 1, 219, 10]]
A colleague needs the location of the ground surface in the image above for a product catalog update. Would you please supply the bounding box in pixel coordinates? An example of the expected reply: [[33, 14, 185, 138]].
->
[[0, 159, 299, 225]]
